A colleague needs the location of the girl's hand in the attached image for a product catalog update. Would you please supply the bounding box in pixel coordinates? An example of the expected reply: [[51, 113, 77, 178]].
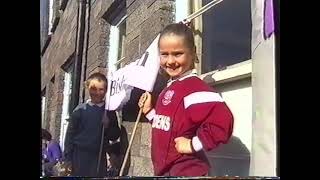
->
[[138, 92, 153, 114], [174, 137, 193, 154]]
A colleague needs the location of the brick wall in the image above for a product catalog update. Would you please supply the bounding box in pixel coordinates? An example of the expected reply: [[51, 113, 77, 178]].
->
[[41, 0, 175, 176], [41, 0, 78, 91]]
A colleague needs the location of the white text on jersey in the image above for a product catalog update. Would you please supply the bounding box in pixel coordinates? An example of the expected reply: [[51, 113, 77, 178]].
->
[[152, 114, 171, 131]]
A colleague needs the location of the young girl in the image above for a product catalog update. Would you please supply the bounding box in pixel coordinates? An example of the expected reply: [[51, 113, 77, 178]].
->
[[138, 23, 234, 176]]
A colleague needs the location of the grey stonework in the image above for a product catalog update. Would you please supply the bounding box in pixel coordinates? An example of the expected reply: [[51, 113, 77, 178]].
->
[[41, 0, 174, 176]]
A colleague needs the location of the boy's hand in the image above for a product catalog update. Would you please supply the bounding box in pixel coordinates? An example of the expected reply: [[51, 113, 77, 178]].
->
[[174, 137, 193, 154], [138, 92, 153, 114]]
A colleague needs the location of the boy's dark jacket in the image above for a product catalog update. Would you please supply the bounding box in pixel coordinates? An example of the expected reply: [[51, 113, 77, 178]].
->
[[63, 103, 120, 161]]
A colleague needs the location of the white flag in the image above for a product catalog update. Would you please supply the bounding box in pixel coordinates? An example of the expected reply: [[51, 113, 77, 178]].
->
[[125, 35, 160, 92], [105, 35, 160, 110], [105, 66, 133, 110]]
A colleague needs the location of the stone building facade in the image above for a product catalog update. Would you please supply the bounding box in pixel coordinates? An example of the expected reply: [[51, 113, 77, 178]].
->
[[41, 0, 278, 176]]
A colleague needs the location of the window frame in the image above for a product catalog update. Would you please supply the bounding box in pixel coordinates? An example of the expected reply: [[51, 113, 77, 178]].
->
[[107, 15, 127, 71], [41, 89, 47, 126], [59, 59, 75, 151], [176, 0, 252, 81]]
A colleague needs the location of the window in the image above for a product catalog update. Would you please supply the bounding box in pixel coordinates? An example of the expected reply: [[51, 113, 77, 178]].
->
[[60, 56, 75, 151], [105, 0, 127, 71], [201, 0, 251, 73], [63, 66, 74, 118], [176, 0, 251, 74], [48, 0, 54, 35], [107, 16, 127, 71], [41, 90, 46, 126]]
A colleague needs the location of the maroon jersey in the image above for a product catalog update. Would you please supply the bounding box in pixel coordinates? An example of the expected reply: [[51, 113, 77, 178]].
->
[[146, 71, 234, 176]]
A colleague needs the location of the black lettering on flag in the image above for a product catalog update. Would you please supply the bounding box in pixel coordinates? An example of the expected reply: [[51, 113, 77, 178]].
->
[[136, 51, 149, 66]]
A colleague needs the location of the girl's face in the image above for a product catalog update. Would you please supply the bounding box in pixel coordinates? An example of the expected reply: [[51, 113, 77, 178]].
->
[[159, 34, 194, 79]]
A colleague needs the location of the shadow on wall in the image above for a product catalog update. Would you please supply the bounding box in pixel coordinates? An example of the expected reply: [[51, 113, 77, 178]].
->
[[106, 124, 131, 176], [119, 125, 130, 176], [206, 135, 250, 177]]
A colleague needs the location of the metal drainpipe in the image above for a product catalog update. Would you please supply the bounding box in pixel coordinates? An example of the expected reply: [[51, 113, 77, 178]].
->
[[70, 0, 87, 110], [81, 0, 91, 103]]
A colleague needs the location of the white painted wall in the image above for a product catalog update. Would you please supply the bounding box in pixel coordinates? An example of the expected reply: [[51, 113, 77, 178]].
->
[[175, 0, 190, 22], [250, 0, 277, 176], [217, 79, 252, 153], [250, 35, 276, 176]]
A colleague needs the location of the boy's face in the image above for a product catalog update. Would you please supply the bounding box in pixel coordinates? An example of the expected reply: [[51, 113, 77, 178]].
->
[[88, 79, 107, 104]]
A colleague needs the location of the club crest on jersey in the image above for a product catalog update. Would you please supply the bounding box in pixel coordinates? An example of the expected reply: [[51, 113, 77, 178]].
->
[[162, 90, 174, 105]]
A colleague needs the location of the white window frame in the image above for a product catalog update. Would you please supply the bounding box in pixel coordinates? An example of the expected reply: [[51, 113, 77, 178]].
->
[[48, 0, 54, 35], [107, 15, 127, 72], [200, 59, 252, 85], [41, 95, 46, 126], [59, 71, 73, 151]]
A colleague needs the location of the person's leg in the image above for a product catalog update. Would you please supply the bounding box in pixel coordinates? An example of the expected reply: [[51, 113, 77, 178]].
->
[[97, 151, 108, 177], [71, 148, 94, 176]]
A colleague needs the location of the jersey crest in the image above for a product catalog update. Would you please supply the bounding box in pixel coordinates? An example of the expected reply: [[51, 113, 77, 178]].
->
[[162, 90, 174, 106]]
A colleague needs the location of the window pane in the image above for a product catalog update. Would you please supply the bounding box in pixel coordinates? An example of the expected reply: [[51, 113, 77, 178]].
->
[[118, 21, 126, 58], [202, 0, 252, 73], [67, 65, 75, 115], [41, 96, 46, 124], [117, 20, 126, 68]]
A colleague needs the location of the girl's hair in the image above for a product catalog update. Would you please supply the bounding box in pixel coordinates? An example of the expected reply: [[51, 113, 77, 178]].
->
[[158, 23, 196, 52], [85, 72, 108, 88]]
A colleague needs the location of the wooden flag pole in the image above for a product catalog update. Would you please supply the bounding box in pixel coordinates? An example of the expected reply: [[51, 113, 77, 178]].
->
[[97, 73, 113, 174], [97, 125, 105, 173], [97, 111, 107, 174], [119, 93, 147, 176]]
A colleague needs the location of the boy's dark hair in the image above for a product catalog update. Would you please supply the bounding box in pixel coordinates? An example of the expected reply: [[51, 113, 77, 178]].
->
[[159, 23, 196, 52], [85, 72, 108, 88], [42, 128, 52, 141]]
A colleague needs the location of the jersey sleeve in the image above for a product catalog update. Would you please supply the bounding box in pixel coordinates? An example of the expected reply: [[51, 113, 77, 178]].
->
[[184, 91, 234, 151], [145, 108, 155, 123]]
